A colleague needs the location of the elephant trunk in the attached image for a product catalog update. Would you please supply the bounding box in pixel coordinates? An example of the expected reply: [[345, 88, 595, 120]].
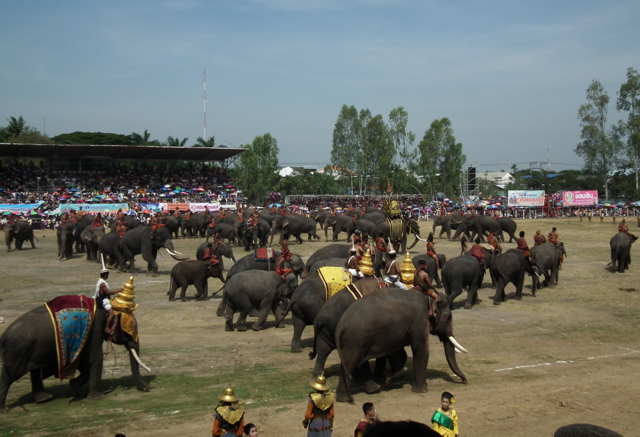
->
[[442, 336, 468, 384], [299, 264, 309, 280]]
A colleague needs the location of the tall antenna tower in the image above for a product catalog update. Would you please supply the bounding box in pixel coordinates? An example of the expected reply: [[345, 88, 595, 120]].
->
[[203, 68, 207, 140], [547, 147, 550, 172]]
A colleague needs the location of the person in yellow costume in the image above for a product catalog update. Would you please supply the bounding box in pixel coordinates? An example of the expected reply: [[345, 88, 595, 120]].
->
[[431, 391, 458, 437]]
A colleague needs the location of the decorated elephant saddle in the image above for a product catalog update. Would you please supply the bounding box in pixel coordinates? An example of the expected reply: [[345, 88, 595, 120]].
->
[[317, 267, 352, 301], [387, 218, 404, 239], [44, 295, 96, 380], [345, 276, 386, 300], [254, 248, 277, 261]]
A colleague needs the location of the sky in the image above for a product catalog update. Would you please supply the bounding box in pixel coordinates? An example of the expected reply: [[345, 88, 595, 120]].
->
[[1, 0, 638, 172]]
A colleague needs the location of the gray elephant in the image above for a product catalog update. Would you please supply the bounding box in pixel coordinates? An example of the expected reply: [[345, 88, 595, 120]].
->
[[354, 219, 376, 240], [531, 242, 565, 294], [325, 215, 355, 242], [57, 222, 75, 261], [442, 256, 484, 309], [282, 215, 321, 244], [335, 288, 468, 402], [610, 231, 634, 273], [311, 210, 332, 240], [163, 215, 181, 239], [168, 260, 225, 301], [120, 225, 188, 276], [554, 424, 623, 437], [72, 215, 93, 253], [306, 244, 350, 272], [224, 270, 298, 331], [464, 246, 500, 287], [242, 219, 271, 251], [490, 248, 536, 304], [432, 215, 467, 240], [373, 218, 421, 253], [496, 217, 517, 243], [411, 254, 447, 288], [0, 296, 150, 411], [196, 242, 237, 267], [452, 215, 500, 242], [205, 223, 240, 245], [184, 213, 207, 238], [81, 225, 105, 262], [98, 231, 127, 272], [362, 211, 385, 224], [4, 220, 36, 252]]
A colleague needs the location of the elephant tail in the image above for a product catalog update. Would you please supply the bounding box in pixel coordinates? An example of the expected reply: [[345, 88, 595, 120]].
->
[[278, 296, 295, 325], [309, 325, 319, 360]]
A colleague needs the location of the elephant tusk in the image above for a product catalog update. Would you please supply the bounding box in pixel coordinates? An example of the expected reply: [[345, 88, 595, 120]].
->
[[448, 336, 468, 353], [131, 348, 151, 373], [416, 236, 427, 242], [173, 250, 183, 255], [166, 248, 177, 256]]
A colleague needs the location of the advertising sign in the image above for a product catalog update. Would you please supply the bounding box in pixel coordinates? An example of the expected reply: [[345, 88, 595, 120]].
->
[[507, 190, 546, 207], [0, 203, 41, 213], [59, 203, 129, 213], [189, 202, 221, 213], [562, 190, 598, 206]]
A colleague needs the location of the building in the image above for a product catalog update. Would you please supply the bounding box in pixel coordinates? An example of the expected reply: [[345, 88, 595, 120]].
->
[[476, 171, 515, 189]]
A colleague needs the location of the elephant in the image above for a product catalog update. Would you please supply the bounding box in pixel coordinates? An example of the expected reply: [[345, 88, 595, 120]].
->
[[72, 215, 94, 253], [362, 211, 385, 224], [464, 246, 500, 287], [309, 258, 347, 276], [268, 214, 285, 245], [554, 424, 623, 437], [168, 260, 226, 301], [309, 277, 386, 378], [452, 215, 501, 242], [325, 215, 355, 242], [205, 223, 240, 246], [217, 251, 307, 316], [334, 287, 468, 402], [432, 215, 467, 240], [531, 242, 565, 294], [183, 213, 208, 238], [4, 220, 36, 252], [353, 219, 376, 240], [282, 215, 321, 244], [0, 298, 150, 411], [81, 225, 105, 262], [163, 215, 181, 239], [120, 225, 188, 276], [306, 244, 351, 272], [224, 270, 298, 331], [496, 217, 517, 243], [373, 217, 421, 253], [241, 219, 271, 251], [311, 210, 332, 240], [98, 231, 127, 272], [490, 248, 536, 305], [610, 231, 634, 273], [442, 256, 484, 309], [196, 242, 237, 267], [411, 254, 447, 288], [56, 222, 75, 261]]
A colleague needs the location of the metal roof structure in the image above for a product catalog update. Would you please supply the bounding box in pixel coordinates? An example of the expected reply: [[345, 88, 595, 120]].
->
[[0, 143, 245, 162]]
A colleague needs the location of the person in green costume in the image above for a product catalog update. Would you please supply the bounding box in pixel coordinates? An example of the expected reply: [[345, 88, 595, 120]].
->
[[431, 391, 458, 437]]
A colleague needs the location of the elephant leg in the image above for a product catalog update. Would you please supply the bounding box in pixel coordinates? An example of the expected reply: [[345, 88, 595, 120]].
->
[[224, 305, 235, 331], [515, 272, 525, 300], [465, 283, 478, 309], [252, 304, 271, 331], [180, 285, 189, 302], [311, 338, 333, 379], [217, 291, 227, 317], [272, 301, 285, 328], [410, 336, 429, 393], [384, 349, 408, 387], [30, 369, 53, 404], [168, 281, 178, 301], [236, 309, 249, 332], [0, 364, 16, 411], [290, 314, 306, 353], [493, 280, 505, 305], [336, 357, 355, 403]]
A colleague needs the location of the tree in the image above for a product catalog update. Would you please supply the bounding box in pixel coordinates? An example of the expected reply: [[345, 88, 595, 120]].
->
[[234, 133, 280, 204], [616, 67, 640, 192], [388, 107, 416, 194], [166, 136, 188, 147], [575, 80, 622, 200], [194, 136, 215, 148], [330, 105, 361, 186], [416, 118, 466, 198], [6, 116, 26, 137], [359, 111, 394, 193]]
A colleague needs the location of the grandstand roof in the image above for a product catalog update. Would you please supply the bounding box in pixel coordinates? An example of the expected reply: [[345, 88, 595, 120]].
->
[[0, 143, 245, 162]]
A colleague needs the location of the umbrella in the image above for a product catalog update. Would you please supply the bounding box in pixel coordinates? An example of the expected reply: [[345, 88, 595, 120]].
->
[[173, 190, 181, 194], [143, 209, 152, 214], [164, 184, 171, 188], [162, 187, 169, 191], [197, 188, 205, 192], [604, 203, 611, 207], [191, 188, 199, 191]]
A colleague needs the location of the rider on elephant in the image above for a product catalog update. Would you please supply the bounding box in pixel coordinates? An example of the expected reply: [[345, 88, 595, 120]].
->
[[618, 219, 636, 243], [150, 213, 165, 239], [91, 213, 104, 228], [384, 249, 408, 290], [94, 268, 123, 334], [345, 246, 364, 280], [413, 259, 440, 316], [212, 385, 245, 437], [69, 209, 78, 223], [247, 211, 259, 227], [276, 240, 293, 281], [534, 230, 544, 246], [213, 231, 222, 252], [360, 231, 369, 247], [487, 232, 500, 251], [548, 227, 559, 245], [303, 374, 335, 437], [470, 238, 485, 269], [426, 233, 441, 271], [517, 231, 539, 274], [203, 243, 220, 266]]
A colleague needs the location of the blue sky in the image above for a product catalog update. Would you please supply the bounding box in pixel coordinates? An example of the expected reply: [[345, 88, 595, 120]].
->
[[1, 0, 638, 171]]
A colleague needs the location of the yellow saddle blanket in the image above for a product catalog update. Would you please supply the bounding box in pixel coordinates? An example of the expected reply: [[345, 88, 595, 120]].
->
[[317, 267, 352, 301]]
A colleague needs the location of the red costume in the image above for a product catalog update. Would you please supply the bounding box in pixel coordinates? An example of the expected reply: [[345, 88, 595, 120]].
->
[[517, 237, 532, 258], [471, 243, 485, 266]]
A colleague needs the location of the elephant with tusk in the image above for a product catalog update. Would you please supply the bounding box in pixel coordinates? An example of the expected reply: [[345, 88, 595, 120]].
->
[[119, 225, 189, 276]]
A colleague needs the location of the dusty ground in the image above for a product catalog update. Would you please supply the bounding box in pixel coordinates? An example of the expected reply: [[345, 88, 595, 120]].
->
[[1, 217, 639, 436]]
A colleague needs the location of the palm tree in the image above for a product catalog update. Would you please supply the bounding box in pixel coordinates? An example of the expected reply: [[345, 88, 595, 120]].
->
[[129, 129, 153, 145], [194, 136, 215, 147], [166, 136, 189, 147], [7, 116, 26, 137]]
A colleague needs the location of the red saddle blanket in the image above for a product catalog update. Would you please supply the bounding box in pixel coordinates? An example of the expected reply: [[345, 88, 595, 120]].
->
[[44, 295, 96, 380], [254, 248, 277, 261]]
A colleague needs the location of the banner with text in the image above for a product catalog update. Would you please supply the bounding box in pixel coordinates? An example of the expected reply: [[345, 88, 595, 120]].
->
[[562, 190, 598, 206], [59, 203, 130, 213], [158, 202, 220, 212], [0, 203, 41, 213], [507, 190, 546, 207]]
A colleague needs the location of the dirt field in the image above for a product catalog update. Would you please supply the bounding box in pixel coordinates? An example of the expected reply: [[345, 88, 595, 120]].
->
[[1, 217, 639, 436]]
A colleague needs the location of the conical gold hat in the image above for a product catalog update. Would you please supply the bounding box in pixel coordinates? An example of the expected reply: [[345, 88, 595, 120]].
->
[[111, 276, 139, 313], [400, 252, 416, 285], [218, 385, 239, 403], [360, 248, 374, 276], [310, 373, 329, 391]]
